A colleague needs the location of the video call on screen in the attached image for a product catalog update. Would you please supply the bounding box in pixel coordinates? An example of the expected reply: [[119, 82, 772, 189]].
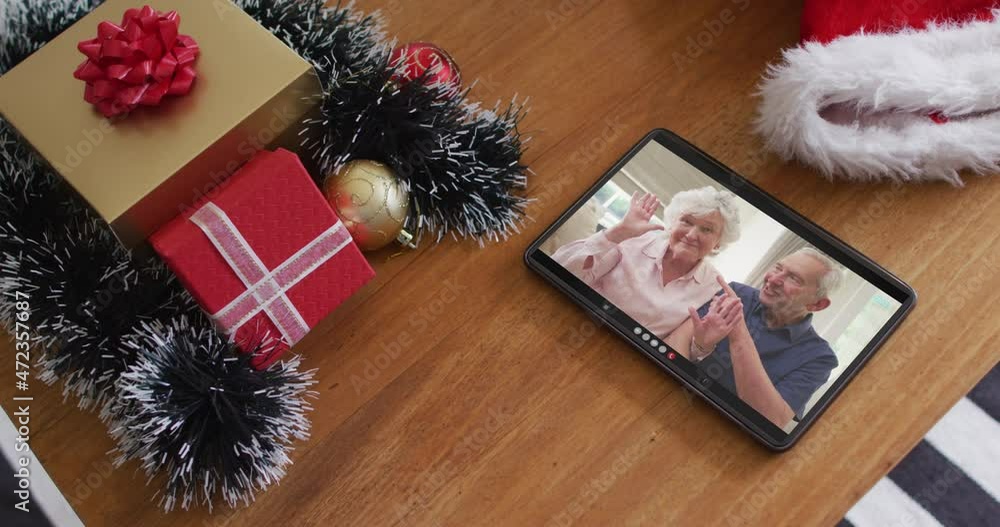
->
[[540, 141, 902, 432]]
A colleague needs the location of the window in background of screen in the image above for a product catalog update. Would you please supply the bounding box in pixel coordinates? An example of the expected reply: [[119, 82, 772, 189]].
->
[[593, 180, 665, 231], [797, 290, 900, 423]]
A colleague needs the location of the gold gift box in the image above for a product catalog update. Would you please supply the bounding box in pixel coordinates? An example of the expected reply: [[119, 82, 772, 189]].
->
[[0, 0, 321, 246]]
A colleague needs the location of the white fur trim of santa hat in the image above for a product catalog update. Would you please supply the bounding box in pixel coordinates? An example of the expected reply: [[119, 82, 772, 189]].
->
[[755, 11, 1000, 186]]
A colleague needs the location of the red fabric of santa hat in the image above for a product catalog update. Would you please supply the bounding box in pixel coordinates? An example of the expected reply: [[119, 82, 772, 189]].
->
[[756, 0, 1000, 185]]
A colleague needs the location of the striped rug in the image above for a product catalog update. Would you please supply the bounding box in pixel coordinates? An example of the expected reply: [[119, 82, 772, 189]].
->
[[840, 364, 1000, 527]]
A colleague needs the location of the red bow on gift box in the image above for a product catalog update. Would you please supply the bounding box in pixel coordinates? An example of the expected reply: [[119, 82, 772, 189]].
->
[[73, 5, 199, 117]]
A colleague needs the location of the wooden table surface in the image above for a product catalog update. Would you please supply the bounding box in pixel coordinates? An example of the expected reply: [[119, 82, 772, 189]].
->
[[3, 1, 999, 525]]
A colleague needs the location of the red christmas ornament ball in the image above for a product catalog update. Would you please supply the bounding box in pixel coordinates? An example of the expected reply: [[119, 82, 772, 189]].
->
[[389, 42, 461, 88]]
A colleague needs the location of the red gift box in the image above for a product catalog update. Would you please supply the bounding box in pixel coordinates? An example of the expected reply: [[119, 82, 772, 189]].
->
[[151, 148, 375, 369]]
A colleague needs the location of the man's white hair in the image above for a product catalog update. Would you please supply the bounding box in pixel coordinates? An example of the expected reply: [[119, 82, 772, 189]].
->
[[796, 247, 844, 298], [662, 186, 742, 254]]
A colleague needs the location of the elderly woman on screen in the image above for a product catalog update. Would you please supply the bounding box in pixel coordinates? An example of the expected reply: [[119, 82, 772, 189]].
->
[[552, 186, 741, 340]]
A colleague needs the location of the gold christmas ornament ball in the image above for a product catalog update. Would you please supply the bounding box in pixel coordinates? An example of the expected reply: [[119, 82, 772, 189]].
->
[[323, 160, 410, 252]]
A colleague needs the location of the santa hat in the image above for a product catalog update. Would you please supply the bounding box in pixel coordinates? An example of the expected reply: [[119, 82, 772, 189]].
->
[[755, 0, 1000, 185]]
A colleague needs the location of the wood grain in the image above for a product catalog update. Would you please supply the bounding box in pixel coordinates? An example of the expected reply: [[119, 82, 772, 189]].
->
[[3, 1, 999, 525]]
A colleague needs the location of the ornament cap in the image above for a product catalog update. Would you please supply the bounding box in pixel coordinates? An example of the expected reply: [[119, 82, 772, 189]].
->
[[396, 228, 416, 249]]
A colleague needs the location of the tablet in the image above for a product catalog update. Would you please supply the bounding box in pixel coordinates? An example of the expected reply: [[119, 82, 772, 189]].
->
[[524, 129, 916, 450]]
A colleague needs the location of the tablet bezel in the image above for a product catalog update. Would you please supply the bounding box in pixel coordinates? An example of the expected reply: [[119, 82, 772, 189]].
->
[[524, 129, 917, 450]]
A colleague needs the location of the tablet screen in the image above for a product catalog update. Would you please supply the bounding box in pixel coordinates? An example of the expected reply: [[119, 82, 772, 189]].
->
[[534, 135, 910, 437]]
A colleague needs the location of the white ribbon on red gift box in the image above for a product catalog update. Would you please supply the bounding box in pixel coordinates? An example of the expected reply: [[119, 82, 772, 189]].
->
[[189, 201, 353, 347]]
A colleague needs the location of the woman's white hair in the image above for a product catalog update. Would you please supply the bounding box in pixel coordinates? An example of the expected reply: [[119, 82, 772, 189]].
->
[[662, 186, 742, 254]]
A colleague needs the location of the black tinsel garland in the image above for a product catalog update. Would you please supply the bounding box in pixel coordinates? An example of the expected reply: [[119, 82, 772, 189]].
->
[[302, 50, 531, 243], [0, 0, 530, 512], [0, 0, 104, 76], [235, 0, 387, 89], [2, 216, 198, 412], [107, 318, 316, 511]]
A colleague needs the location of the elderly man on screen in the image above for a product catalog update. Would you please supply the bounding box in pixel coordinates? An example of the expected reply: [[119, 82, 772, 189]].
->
[[666, 248, 842, 428]]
